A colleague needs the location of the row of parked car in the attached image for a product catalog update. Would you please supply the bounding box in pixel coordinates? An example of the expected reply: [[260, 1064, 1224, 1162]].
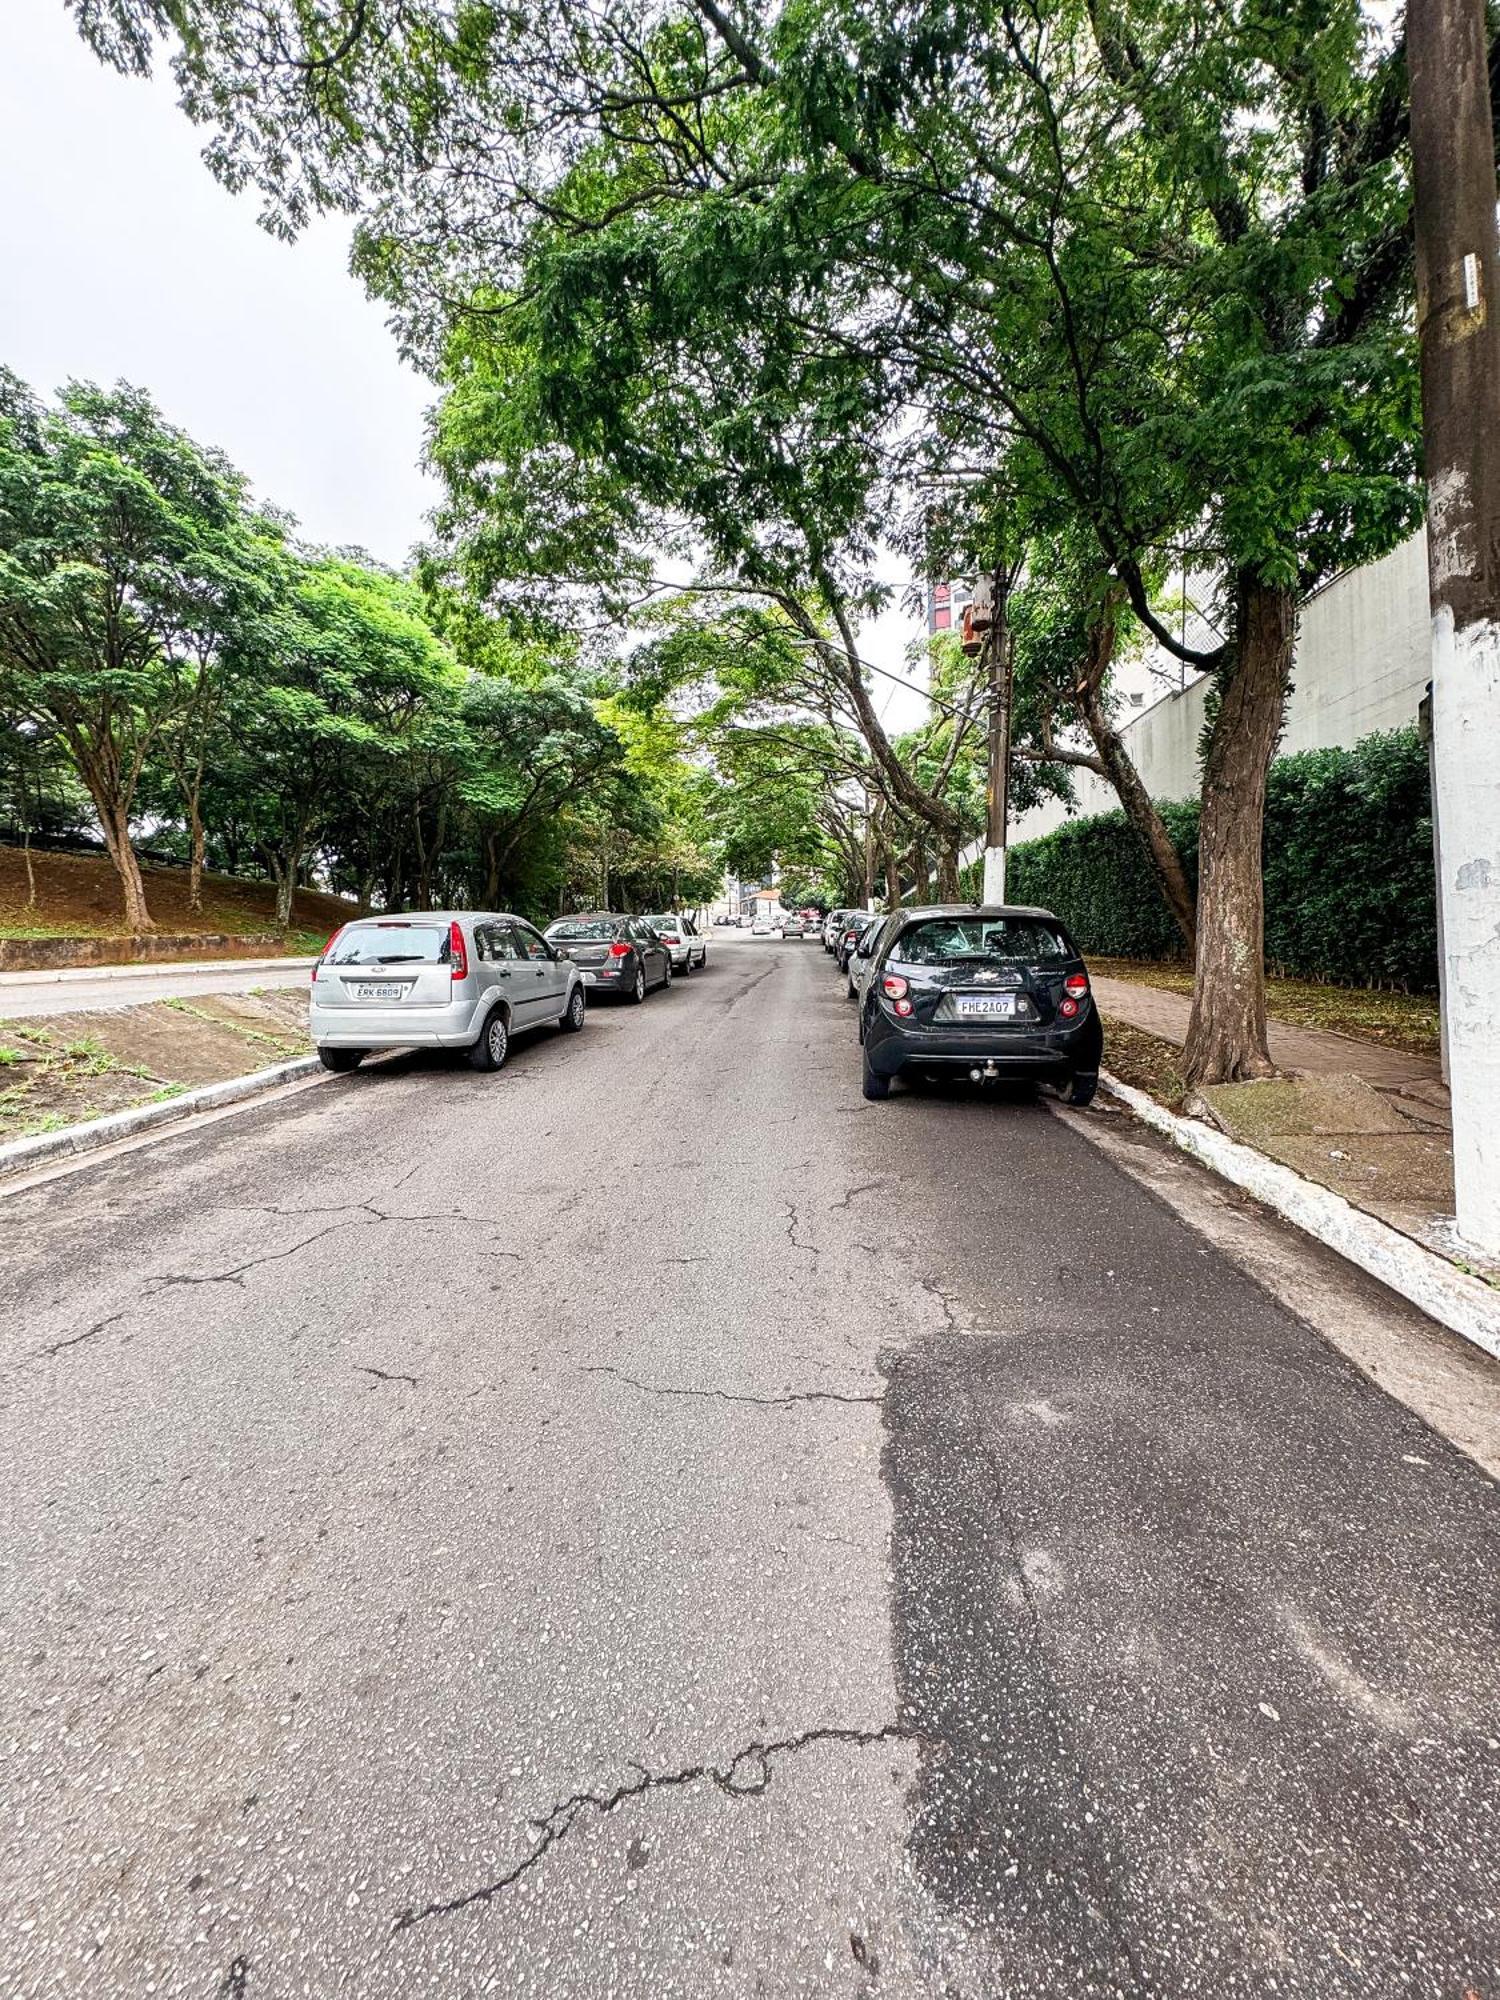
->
[[307, 909, 708, 1074], [820, 903, 1103, 1104]]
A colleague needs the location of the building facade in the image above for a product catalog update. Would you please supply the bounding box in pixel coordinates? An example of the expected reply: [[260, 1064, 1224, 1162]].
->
[[1008, 530, 1434, 845]]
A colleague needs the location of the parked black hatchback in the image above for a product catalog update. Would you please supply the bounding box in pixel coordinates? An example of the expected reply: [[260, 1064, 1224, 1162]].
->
[[855, 905, 1103, 1103]]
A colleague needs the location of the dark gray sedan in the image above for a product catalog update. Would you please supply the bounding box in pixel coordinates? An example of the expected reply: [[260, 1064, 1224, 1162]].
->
[[544, 913, 673, 1003]]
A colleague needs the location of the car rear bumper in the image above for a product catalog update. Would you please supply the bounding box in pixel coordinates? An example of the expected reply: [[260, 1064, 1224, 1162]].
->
[[865, 1012, 1102, 1081], [581, 965, 631, 991], [309, 999, 481, 1049]]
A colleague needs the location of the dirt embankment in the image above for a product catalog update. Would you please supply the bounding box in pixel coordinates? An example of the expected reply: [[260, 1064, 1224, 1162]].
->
[[0, 845, 361, 955]]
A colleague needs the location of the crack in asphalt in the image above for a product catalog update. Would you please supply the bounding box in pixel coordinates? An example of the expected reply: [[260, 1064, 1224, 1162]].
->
[[392, 1723, 919, 1932], [148, 1201, 517, 1291], [356, 1365, 417, 1388], [919, 1275, 961, 1334], [38, 1310, 126, 1360], [829, 1177, 891, 1211], [781, 1201, 819, 1258], [581, 1363, 882, 1409]]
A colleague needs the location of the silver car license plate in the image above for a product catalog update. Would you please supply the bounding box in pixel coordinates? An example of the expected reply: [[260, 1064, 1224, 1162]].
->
[[355, 981, 404, 1002], [956, 994, 1017, 1017]]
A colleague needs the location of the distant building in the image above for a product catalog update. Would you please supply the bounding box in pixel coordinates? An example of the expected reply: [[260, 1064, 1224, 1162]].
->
[[926, 580, 973, 636]]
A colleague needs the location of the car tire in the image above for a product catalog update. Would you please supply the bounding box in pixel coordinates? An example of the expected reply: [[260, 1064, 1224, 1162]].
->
[[317, 1046, 364, 1073], [560, 985, 586, 1033], [862, 1053, 891, 1101], [662, 959, 674, 991], [467, 1010, 510, 1072], [1065, 1072, 1099, 1107], [679, 954, 691, 977], [628, 965, 647, 1004], [846, 977, 858, 1001]]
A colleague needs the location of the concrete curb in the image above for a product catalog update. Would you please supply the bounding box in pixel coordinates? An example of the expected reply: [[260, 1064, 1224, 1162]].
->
[[0, 956, 315, 989], [1099, 1070, 1500, 1364], [0, 1056, 322, 1181]]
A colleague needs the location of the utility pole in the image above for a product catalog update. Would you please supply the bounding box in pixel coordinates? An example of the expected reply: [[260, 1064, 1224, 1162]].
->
[[1410, 0, 1500, 1255], [981, 563, 1013, 906]]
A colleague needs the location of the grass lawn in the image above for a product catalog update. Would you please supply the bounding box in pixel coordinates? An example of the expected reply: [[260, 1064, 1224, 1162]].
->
[[1089, 957, 1440, 1059]]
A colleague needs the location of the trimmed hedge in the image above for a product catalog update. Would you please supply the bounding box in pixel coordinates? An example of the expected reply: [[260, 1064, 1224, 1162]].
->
[[1006, 728, 1437, 991]]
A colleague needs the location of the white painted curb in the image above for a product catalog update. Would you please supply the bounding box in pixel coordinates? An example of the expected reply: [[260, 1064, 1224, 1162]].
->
[[0, 956, 315, 989], [0, 1056, 322, 1180], [1099, 1071, 1500, 1364]]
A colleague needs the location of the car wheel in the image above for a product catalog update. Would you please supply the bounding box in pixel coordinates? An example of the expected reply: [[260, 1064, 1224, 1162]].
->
[[560, 985, 586, 1033], [628, 965, 647, 1004], [317, 1046, 364, 1073], [679, 954, 691, 977], [467, 1010, 510, 1072], [846, 977, 858, 1001], [1065, 1072, 1099, 1107], [862, 1052, 891, 1101], [662, 958, 674, 990]]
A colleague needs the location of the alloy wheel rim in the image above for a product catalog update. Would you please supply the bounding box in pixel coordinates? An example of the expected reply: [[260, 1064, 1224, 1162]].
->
[[490, 1020, 507, 1060], [571, 992, 584, 1024]]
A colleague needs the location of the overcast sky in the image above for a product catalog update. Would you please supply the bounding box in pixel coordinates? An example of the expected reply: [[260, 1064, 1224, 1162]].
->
[[0, 6, 438, 564], [0, 5, 929, 723]]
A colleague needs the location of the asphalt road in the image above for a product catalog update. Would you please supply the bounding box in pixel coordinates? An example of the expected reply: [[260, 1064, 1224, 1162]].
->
[[0, 961, 313, 1019], [3, 937, 1497, 1999]]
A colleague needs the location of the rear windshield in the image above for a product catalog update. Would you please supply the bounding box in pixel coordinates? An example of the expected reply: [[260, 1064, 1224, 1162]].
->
[[548, 919, 618, 941], [328, 924, 449, 967], [642, 916, 678, 929], [895, 918, 1071, 966]]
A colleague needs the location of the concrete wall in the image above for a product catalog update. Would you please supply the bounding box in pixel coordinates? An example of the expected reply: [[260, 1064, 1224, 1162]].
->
[[0, 931, 295, 973], [1009, 529, 1434, 844]]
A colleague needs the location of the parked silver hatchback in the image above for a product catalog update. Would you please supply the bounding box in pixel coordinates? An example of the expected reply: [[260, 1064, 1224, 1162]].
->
[[309, 913, 586, 1074]]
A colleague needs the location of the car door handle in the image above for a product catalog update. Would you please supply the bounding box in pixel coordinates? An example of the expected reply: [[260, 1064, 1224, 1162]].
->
[[499, 969, 511, 978], [534, 969, 545, 979]]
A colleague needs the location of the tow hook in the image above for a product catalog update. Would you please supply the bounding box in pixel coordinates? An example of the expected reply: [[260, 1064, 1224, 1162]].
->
[[969, 1061, 1001, 1082]]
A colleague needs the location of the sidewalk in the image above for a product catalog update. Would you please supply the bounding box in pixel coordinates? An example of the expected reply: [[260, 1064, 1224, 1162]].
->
[[1092, 974, 1467, 1267], [0, 957, 313, 1018]]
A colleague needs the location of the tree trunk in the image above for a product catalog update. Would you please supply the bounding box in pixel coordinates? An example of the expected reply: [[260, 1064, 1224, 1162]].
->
[[936, 844, 961, 900], [99, 801, 154, 932], [484, 831, 501, 906], [912, 832, 931, 904], [22, 830, 36, 910], [1074, 621, 1197, 957], [1181, 576, 1297, 1085], [187, 802, 206, 915], [264, 849, 298, 929]]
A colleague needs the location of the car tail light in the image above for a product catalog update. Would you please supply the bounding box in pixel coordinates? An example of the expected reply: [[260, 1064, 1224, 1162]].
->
[[314, 926, 343, 980], [882, 974, 909, 999], [608, 941, 633, 958], [1064, 973, 1089, 996], [449, 920, 468, 980], [660, 933, 680, 945], [1060, 997, 1079, 1018]]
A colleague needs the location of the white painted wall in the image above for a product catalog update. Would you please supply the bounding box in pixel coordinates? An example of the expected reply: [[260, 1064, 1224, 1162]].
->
[[1010, 529, 1435, 844]]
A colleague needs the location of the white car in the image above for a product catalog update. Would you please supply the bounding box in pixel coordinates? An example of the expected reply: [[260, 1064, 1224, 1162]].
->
[[641, 913, 708, 973], [309, 912, 585, 1073]]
